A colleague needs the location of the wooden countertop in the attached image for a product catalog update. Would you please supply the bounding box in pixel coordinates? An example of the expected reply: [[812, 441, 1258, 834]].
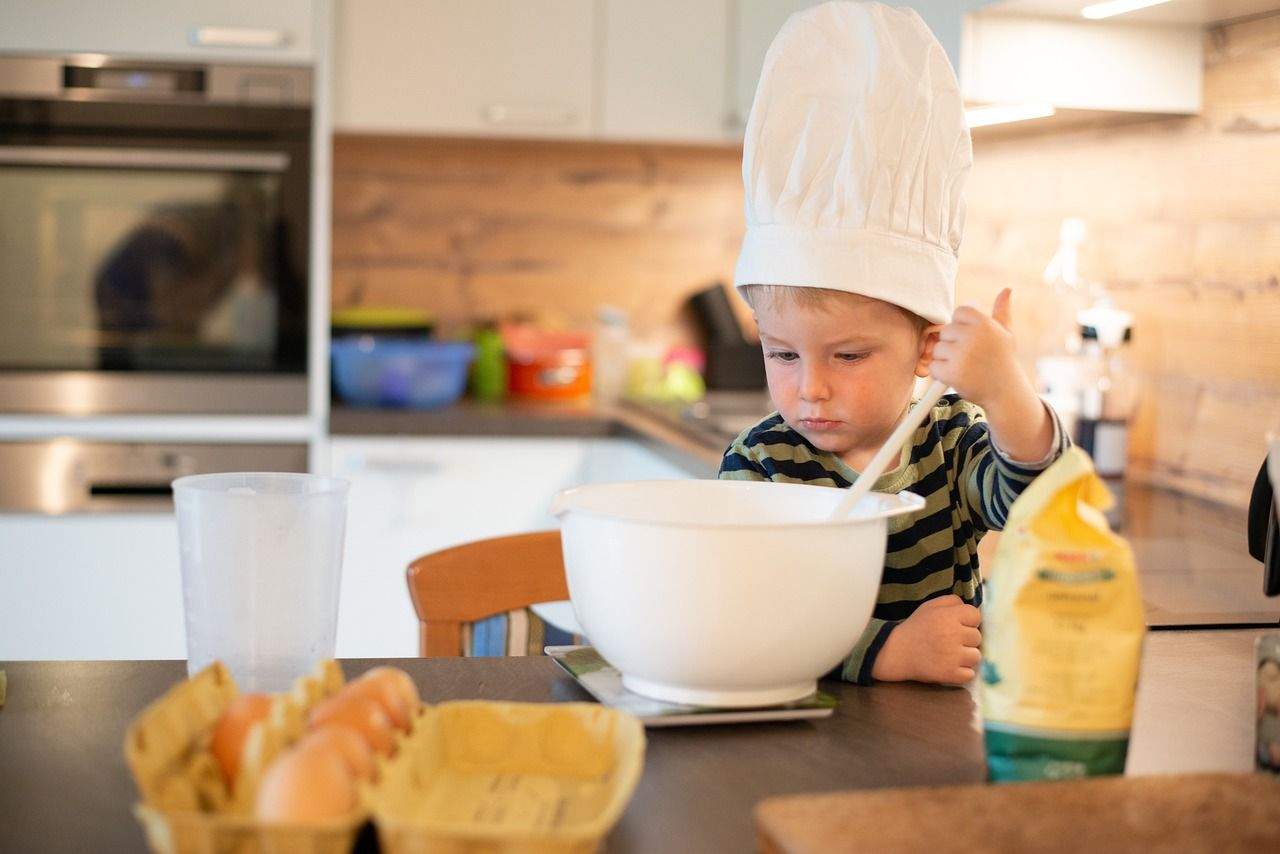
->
[[0, 629, 1270, 852]]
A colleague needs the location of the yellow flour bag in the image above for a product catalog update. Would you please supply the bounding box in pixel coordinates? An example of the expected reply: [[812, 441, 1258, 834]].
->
[[980, 446, 1145, 782]]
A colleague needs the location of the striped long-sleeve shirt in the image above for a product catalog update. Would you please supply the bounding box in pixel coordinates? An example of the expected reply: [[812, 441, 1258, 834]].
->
[[718, 394, 1067, 684]]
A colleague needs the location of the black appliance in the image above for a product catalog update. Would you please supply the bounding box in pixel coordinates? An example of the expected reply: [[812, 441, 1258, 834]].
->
[[0, 54, 312, 414], [1248, 458, 1280, 598], [686, 282, 766, 391]]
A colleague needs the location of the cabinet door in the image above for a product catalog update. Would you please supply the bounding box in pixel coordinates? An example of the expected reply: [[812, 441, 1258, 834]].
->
[[328, 436, 596, 657], [327, 435, 697, 657], [598, 0, 730, 143], [0, 515, 184, 661], [333, 0, 595, 137], [581, 437, 700, 483], [0, 0, 316, 64]]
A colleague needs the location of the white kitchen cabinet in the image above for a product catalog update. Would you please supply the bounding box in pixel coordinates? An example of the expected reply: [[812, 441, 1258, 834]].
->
[[0, 436, 691, 663], [327, 436, 693, 658], [333, 0, 596, 137], [0, 0, 317, 64], [586, 439, 694, 483], [598, 0, 731, 143], [961, 12, 1202, 115], [0, 514, 185, 661], [330, 0, 986, 144]]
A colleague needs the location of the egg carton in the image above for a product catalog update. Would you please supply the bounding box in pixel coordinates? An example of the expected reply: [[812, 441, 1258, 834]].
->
[[365, 700, 645, 854], [126, 666, 646, 854], [124, 660, 366, 854]]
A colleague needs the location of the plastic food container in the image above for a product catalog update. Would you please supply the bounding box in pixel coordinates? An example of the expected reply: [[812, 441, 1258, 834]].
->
[[502, 325, 592, 402], [551, 479, 925, 707], [368, 701, 644, 853], [331, 338, 475, 409], [331, 306, 435, 339], [172, 472, 349, 692]]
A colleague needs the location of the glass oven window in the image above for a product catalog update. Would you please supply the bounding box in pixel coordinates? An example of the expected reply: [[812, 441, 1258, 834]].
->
[[0, 164, 298, 372]]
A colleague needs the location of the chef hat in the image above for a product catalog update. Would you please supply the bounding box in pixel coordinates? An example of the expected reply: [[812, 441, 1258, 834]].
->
[[733, 1, 971, 324]]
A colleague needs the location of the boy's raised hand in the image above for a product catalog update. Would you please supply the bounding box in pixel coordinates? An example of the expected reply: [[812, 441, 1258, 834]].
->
[[927, 287, 1030, 412], [927, 287, 1055, 464], [871, 594, 982, 685]]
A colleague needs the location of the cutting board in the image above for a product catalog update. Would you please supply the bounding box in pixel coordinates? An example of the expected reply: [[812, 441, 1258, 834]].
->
[[755, 773, 1280, 853]]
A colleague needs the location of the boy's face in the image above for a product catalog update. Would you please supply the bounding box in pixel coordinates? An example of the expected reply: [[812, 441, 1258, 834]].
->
[[754, 294, 934, 464]]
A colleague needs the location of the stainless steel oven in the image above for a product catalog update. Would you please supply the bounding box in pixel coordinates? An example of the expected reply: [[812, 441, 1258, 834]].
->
[[0, 54, 312, 414], [0, 440, 308, 513]]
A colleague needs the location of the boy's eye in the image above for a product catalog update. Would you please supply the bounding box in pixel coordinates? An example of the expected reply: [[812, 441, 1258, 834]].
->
[[766, 350, 798, 363], [836, 352, 868, 363]]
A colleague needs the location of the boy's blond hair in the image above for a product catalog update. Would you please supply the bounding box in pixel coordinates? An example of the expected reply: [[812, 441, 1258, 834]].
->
[[740, 284, 931, 334]]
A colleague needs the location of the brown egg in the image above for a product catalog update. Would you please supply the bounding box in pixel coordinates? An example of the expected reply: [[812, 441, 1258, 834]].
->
[[209, 693, 273, 786], [308, 692, 396, 756], [294, 726, 376, 782], [255, 741, 356, 822], [341, 672, 411, 732], [358, 667, 420, 723]]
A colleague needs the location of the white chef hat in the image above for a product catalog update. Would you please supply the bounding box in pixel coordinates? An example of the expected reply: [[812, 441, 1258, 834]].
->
[[733, 1, 972, 325]]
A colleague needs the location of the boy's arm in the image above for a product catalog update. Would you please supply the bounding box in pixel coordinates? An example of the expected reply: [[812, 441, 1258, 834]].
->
[[957, 403, 1068, 531], [928, 288, 1070, 530], [839, 618, 899, 685], [841, 595, 984, 686]]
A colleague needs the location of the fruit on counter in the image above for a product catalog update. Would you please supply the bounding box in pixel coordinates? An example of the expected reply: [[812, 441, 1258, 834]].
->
[[342, 671, 412, 732], [209, 693, 273, 786], [357, 666, 421, 726], [308, 692, 396, 757], [294, 727, 376, 782], [255, 739, 358, 821]]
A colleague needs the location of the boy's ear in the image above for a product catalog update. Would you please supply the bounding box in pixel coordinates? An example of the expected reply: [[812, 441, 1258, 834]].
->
[[915, 325, 943, 378]]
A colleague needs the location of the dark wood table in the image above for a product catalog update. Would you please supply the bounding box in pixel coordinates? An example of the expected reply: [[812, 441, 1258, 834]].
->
[[0, 657, 985, 852]]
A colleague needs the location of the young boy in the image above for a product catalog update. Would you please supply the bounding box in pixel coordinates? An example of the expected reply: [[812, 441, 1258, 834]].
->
[[719, 2, 1068, 687]]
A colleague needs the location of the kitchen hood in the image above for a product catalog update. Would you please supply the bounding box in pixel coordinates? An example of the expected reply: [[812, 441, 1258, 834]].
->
[[990, 0, 1280, 23], [955, 0, 1280, 136]]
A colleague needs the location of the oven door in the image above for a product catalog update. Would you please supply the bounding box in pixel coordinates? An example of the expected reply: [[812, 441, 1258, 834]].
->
[[0, 66, 311, 414]]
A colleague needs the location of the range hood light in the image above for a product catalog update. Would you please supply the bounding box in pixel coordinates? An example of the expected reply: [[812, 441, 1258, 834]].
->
[[965, 103, 1057, 129], [1081, 0, 1173, 20]]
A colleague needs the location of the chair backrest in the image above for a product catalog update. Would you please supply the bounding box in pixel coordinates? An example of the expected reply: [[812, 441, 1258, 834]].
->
[[406, 529, 568, 657]]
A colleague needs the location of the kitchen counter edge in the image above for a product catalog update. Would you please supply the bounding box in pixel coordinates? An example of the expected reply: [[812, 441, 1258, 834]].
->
[[329, 401, 723, 478]]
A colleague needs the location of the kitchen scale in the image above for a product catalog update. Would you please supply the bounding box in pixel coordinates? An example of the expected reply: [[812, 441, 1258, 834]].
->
[[547, 646, 836, 727]]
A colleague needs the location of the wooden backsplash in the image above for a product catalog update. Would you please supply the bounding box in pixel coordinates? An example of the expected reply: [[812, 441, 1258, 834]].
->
[[333, 12, 1280, 508], [331, 136, 747, 347], [957, 12, 1280, 508]]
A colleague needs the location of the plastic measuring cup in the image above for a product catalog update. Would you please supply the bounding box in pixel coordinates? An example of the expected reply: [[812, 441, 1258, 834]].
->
[[172, 472, 349, 691]]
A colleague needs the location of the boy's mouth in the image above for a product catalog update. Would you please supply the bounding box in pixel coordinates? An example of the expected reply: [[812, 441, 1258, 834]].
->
[[797, 417, 843, 431]]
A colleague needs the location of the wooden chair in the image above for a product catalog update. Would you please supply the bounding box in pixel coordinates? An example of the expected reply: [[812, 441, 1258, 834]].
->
[[406, 530, 569, 657]]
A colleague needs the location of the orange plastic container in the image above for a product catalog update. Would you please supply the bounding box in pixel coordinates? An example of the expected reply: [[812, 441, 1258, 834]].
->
[[502, 325, 592, 401]]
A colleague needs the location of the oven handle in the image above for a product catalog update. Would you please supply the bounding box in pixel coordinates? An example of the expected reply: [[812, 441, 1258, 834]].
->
[[0, 146, 289, 172]]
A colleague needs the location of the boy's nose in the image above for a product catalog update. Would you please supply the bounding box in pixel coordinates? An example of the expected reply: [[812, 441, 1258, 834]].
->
[[798, 363, 830, 402]]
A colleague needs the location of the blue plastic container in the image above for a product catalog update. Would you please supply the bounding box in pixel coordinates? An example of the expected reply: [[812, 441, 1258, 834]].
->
[[331, 338, 476, 409]]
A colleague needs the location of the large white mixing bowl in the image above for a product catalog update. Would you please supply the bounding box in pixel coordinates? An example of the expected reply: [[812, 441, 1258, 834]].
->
[[550, 479, 924, 707]]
